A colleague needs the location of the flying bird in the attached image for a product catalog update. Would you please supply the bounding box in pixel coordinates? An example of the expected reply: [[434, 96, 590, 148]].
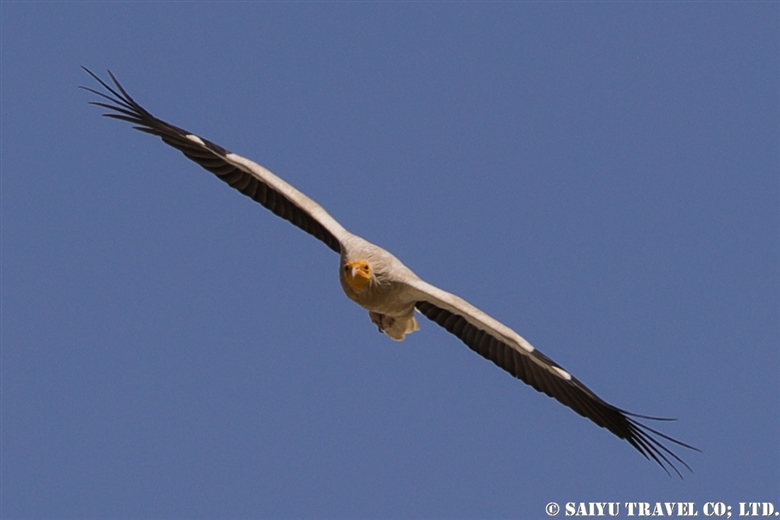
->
[[82, 68, 697, 476]]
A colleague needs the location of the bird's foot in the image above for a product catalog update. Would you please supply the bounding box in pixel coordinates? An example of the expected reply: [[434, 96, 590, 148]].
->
[[369, 311, 395, 334]]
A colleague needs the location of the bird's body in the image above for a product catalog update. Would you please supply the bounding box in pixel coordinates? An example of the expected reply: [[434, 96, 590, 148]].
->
[[338, 235, 420, 340], [83, 68, 697, 476]]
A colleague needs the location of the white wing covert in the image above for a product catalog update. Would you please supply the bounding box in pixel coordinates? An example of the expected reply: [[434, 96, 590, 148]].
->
[[407, 278, 696, 476]]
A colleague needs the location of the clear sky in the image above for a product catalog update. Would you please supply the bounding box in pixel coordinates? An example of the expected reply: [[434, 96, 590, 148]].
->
[[2, 3, 777, 518]]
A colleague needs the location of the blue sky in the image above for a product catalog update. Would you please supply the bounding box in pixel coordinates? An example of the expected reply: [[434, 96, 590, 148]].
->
[[2, 3, 777, 518]]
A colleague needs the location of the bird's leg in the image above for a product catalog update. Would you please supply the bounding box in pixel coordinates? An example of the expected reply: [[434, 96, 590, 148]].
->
[[369, 311, 395, 334]]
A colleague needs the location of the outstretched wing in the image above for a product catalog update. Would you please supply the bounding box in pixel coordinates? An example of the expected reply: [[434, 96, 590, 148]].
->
[[405, 278, 698, 477], [81, 68, 349, 254]]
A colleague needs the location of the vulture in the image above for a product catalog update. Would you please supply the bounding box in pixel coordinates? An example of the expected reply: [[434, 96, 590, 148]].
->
[[83, 68, 697, 476]]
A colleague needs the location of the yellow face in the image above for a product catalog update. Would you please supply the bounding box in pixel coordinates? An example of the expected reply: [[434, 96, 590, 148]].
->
[[343, 259, 372, 292]]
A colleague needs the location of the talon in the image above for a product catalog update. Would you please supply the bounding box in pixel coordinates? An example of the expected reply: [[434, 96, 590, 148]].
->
[[369, 311, 384, 333]]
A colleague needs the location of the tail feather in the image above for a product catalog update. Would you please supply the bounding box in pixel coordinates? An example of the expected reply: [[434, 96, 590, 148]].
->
[[385, 315, 420, 341]]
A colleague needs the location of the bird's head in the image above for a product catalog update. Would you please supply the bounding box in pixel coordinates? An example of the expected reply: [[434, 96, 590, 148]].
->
[[343, 259, 373, 292]]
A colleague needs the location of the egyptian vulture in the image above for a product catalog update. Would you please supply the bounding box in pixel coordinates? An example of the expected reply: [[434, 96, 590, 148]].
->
[[83, 68, 696, 476]]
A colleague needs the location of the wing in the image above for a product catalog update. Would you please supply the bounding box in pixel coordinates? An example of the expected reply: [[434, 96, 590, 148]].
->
[[81, 68, 348, 253], [406, 278, 698, 477]]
